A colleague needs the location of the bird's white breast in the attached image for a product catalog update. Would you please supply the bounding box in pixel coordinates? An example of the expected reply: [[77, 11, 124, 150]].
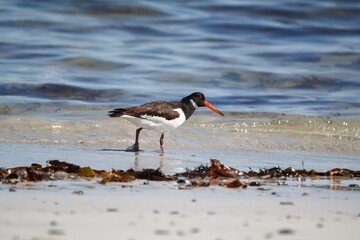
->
[[121, 108, 186, 133]]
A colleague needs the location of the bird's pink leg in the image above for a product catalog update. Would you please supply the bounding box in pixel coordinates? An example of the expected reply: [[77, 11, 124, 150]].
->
[[127, 127, 143, 152], [159, 133, 165, 154]]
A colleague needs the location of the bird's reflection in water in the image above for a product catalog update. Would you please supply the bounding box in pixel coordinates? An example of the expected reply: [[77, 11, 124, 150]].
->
[[100, 148, 165, 172], [133, 150, 164, 172]]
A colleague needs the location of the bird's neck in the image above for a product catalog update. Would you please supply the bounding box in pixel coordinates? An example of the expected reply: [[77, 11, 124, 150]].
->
[[180, 101, 196, 119]]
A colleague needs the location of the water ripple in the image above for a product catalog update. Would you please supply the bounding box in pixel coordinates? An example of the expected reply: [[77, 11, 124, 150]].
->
[[0, 0, 359, 117]]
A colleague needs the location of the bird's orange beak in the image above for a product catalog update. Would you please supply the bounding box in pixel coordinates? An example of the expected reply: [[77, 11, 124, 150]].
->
[[204, 101, 225, 117]]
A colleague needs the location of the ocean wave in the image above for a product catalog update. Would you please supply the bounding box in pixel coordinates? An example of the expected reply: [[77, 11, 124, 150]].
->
[[0, 83, 126, 101]]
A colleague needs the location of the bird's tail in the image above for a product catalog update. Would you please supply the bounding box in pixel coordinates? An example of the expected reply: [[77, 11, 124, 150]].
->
[[108, 108, 126, 117]]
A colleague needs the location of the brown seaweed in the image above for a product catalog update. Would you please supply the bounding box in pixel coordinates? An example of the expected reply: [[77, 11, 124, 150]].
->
[[46, 160, 80, 173], [225, 179, 247, 188], [175, 164, 209, 179], [134, 168, 174, 181], [1, 159, 359, 189], [208, 159, 243, 178]]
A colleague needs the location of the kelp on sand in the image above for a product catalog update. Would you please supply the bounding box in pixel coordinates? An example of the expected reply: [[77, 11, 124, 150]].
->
[[1, 159, 359, 189]]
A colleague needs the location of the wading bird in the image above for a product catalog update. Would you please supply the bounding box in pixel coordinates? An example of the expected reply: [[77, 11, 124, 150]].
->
[[108, 92, 224, 154]]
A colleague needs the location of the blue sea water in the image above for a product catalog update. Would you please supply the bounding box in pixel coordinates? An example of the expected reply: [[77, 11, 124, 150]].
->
[[0, 0, 359, 171], [1, 0, 359, 116]]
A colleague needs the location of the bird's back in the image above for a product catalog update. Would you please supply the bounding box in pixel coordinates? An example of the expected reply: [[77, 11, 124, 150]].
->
[[109, 101, 183, 120]]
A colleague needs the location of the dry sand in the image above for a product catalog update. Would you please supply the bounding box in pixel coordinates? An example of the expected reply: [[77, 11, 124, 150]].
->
[[1, 179, 359, 240]]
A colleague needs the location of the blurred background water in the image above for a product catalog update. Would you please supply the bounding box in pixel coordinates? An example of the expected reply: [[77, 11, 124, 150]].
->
[[0, 0, 359, 171]]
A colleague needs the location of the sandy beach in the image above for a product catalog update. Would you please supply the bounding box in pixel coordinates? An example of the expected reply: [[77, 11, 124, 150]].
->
[[1, 177, 359, 240], [1, 0, 360, 239], [1, 114, 359, 240]]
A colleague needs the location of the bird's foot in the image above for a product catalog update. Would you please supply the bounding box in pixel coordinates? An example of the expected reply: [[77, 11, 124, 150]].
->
[[160, 146, 165, 156], [126, 143, 140, 152]]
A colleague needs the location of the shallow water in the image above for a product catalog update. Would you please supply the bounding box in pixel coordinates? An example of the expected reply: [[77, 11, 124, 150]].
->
[[0, 0, 359, 171], [0, 111, 359, 172]]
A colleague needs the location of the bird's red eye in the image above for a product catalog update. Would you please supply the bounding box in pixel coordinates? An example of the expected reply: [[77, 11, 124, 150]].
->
[[199, 95, 203, 99]]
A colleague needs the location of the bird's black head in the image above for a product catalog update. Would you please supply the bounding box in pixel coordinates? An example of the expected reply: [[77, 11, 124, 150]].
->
[[182, 92, 206, 107], [182, 92, 224, 116]]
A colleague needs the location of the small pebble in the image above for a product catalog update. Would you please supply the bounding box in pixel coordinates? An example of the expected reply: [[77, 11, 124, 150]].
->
[[278, 228, 295, 235], [48, 229, 65, 236], [170, 211, 179, 215], [176, 230, 185, 236], [190, 228, 200, 234], [50, 220, 57, 226], [107, 208, 118, 212], [154, 229, 170, 235], [72, 190, 84, 195]]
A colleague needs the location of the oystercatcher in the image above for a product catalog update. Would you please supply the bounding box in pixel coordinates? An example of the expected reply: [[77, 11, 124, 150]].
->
[[108, 92, 224, 153]]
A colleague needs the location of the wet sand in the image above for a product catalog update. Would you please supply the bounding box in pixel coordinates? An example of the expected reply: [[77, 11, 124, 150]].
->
[[1, 113, 359, 240], [1, 113, 360, 174], [1, 179, 359, 240]]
